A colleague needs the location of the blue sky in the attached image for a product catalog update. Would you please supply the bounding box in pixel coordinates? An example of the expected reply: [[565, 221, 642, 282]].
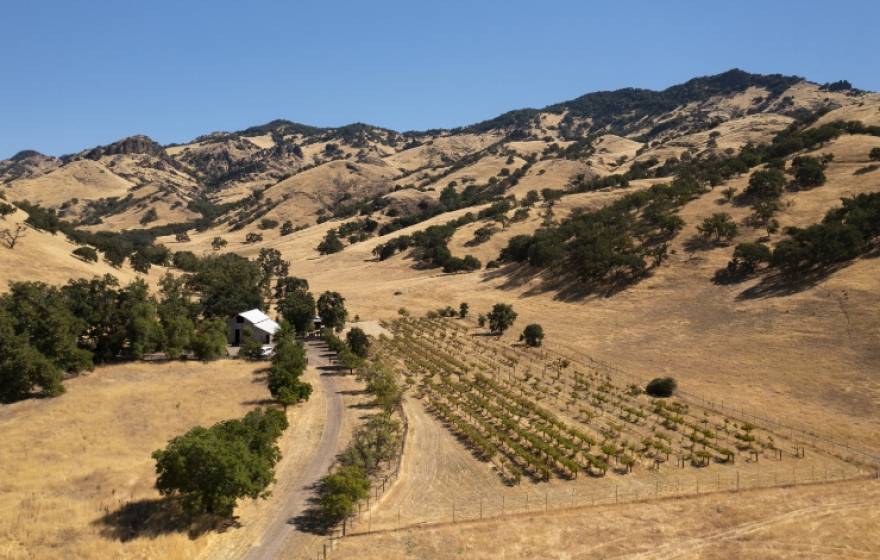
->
[[1, 0, 878, 158]]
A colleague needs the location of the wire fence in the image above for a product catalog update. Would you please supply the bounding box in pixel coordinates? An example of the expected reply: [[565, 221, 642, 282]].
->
[[298, 329, 880, 559]]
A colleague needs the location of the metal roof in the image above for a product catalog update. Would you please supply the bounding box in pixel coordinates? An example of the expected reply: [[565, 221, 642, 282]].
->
[[238, 309, 281, 335]]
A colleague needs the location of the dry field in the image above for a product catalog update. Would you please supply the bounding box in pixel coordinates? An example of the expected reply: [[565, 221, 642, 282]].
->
[[0, 352, 370, 560], [332, 478, 880, 560]]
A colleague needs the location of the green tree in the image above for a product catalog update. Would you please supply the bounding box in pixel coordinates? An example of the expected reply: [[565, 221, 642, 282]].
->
[[267, 325, 312, 408], [175, 231, 190, 243], [522, 190, 540, 207], [791, 156, 826, 189], [280, 220, 295, 236], [870, 147, 880, 161], [458, 302, 469, 319], [744, 168, 786, 200], [317, 230, 344, 254], [520, 323, 544, 347], [191, 319, 227, 360], [730, 242, 772, 273], [256, 248, 290, 299], [318, 465, 370, 523], [278, 289, 316, 336], [2, 281, 92, 373], [346, 327, 370, 358], [697, 213, 738, 243], [0, 308, 64, 402], [72, 246, 98, 262], [152, 408, 288, 517], [487, 303, 517, 335], [245, 232, 263, 244], [187, 254, 263, 318], [317, 291, 348, 332], [211, 237, 227, 250]]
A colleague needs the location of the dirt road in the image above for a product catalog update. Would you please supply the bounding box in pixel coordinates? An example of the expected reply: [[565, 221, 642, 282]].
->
[[240, 340, 344, 560]]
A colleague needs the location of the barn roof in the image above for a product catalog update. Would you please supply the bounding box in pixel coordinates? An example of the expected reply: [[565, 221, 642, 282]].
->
[[238, 309, 281, 335]]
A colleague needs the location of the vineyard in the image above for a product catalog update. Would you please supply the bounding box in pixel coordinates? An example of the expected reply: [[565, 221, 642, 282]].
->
[[372, 317, 860, 488]]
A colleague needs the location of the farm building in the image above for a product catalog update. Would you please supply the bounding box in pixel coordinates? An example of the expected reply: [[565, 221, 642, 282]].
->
[[228, 309, 281, 346]]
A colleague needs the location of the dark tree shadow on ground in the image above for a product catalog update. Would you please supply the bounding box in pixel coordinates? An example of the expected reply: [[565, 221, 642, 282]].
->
[[481, 262, 641, 302], [96, 497, 233, 542]]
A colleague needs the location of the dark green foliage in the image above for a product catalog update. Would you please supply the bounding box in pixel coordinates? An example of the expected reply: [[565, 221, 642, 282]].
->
[[190, 319, 228, 360], [769, 192, 880, 275], [521, 323, 544, 347], [360, 365, 402, 413], [346, 327, 370, 358], [16, 200, 60, 233], [487, 303, 517, 335], [522, 190, 540, 207], [274, 276, 310, 300], [187, 253, 263, 318], [372, 235, 411, 260], [258, 218, 279, 230], [790, 156, 826, 189], [139, 208, 158, 225], [240, 328, 264, 360], [697, 213, 738, 243], [0, 202, 15, 216], [870, 147, 880, 161], [72, 246, 98, 262], [0, 308, 65, 402], [172, 250, 200, 272], [152, 408, 288, 517], [317, 291, 347, 332], [244, 232, 263, 244], [854, 165, 879, 176], [280, 220, 295, 236], [317, 230, 344, 254], [744, 168, 786, 200], [211, 236, 228, 250], [458, 302, 469, 319], [256, 248, 290, 298], [175, 231, 191, 243], [278, 289, 316, 336], [441, 254, 481, 273], [646, 377, 677, 397], [728, 242, 772, 274], [268, 325, 312, 408]]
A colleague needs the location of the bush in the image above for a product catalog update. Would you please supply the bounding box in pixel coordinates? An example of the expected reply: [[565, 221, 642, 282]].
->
[[869, 147, 880, 161], [245, 232, 263, 244], [278, 289, 316, 336], [520, 323, 544, 347], [280, 220, 295, 236], [258, 218, 279, 230], [211, 237, 228, 250], [175, 231, 191, 243], [72, 246, 98, 262], [744, 168, 785, 200], [0, 202, 15, 216], [646, 377, 677, 397]]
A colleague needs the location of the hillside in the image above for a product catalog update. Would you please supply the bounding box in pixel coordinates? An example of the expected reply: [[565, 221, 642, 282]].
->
[[1, 68, 879, 560]]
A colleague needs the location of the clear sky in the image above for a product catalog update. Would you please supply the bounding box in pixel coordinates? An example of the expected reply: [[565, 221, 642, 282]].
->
[[2, 0, 878, 158]]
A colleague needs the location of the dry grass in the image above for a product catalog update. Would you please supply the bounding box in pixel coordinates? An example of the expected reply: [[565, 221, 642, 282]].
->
[[0, 359, 272, 559], [332, 479, 880, 560]]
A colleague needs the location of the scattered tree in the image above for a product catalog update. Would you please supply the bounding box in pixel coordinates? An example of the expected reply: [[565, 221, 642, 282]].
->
[[520, 323, 544, 347], [211, 236, 228, 250], [346, 327, 370, 358], [317, 291, 348, 332], [697, 213, 738, 243], [72, 246, 98, 262], [487, 303, 517, 335]]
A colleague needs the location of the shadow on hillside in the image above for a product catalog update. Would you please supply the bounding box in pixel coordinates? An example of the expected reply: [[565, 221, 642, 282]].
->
[[735, 262, 853, 300], [482, 262, 641, 302], [96, 497, 232, 542]]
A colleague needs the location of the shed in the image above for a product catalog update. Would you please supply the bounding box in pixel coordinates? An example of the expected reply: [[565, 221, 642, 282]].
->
[[229, 309, 281, 346]]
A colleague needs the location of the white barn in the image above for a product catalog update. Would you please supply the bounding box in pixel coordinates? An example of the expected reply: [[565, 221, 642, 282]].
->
[[228, 309, 281, 346]]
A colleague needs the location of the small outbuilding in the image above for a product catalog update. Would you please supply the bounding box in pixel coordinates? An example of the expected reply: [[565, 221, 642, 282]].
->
[[229, 309, 281, 347]]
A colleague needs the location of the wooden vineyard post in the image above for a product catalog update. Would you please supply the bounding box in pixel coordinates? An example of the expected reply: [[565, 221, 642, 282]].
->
[[452, 499, 456, 523], [736, 471, 740, 491]]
